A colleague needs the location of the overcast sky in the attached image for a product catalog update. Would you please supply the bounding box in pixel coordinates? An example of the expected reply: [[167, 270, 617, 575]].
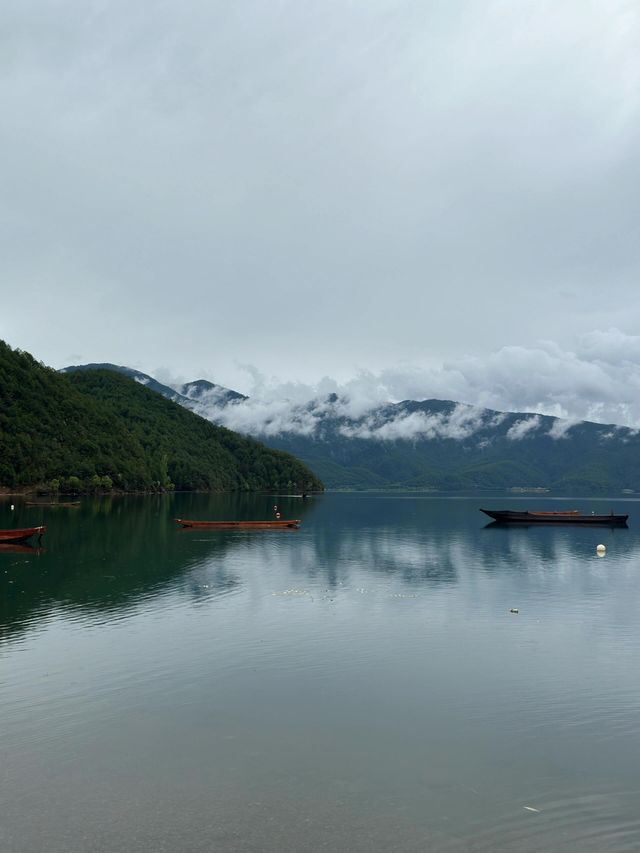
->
[[2, 1, 639, 423]]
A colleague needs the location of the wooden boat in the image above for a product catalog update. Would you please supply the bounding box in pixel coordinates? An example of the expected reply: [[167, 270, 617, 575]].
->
[[175, 518, 301, 530], [480, 509, 628, 526], [0, 525, 46, 543], [25, 501, 80, 507]]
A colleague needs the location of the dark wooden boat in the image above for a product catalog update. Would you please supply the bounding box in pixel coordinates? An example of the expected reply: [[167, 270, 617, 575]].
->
[[175, 518, 301, 530], [25, 501, 80, 507], [0, 525, 46, 543], [481, 509, 628, 526]]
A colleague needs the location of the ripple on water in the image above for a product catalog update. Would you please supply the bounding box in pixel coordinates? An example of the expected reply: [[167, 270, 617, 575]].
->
[[2, 494, 640, 852], [459, 790, 640, 852]]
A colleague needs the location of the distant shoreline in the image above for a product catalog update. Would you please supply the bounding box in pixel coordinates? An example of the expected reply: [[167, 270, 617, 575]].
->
[[0, 487, 323, 498]]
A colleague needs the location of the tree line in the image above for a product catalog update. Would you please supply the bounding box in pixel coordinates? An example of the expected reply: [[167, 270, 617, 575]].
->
[[0, 341, 323, 494]]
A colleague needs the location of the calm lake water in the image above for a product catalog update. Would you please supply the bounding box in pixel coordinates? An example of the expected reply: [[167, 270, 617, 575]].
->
[[1, 492, 640, 852]]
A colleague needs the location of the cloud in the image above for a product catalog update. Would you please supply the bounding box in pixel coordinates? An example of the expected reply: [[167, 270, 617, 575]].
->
[[338, 404, 486, 442], [1, 1, 639, 383], [174, 328, 640, 439], [202, 397, 322, 438], [375, 331, 640, 428], [547, 417, 580, 440], [577, 329, 640, 366], [506, 417, 541, 441]]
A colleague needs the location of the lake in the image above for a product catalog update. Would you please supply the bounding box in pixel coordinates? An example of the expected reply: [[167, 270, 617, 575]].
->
[[1, 492, 640, 852]]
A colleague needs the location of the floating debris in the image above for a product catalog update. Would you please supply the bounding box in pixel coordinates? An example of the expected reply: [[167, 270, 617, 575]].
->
[[523, 806, 540, 813], [272, 588, 309, 597], [510, 608, 519, 614]]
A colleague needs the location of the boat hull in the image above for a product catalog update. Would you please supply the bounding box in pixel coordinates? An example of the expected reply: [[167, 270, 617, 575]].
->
[[0, 525, 46, 543], [480, 509, 628, 526], [175, 518, 301, 530]]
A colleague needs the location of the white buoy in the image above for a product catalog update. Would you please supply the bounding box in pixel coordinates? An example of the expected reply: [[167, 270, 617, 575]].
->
[[10, 504, 14, 511], [596, 543, 606, 556]]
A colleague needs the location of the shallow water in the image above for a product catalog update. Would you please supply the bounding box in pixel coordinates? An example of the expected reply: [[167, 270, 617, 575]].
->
[[1, 492, 640, 852]]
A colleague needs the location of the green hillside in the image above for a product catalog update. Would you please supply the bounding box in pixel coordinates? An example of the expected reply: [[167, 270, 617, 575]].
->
[[0, 341, 322, 493], [263, 400, 640, 493]]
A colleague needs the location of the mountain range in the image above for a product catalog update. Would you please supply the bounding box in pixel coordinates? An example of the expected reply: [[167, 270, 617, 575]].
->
[[0, 344, 321, 493], [62, 363, 640, 493], [61, 363, 246, 408]]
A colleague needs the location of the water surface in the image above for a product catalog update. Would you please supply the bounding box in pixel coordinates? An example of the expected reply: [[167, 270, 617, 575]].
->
[[1, 493, 640, 852]]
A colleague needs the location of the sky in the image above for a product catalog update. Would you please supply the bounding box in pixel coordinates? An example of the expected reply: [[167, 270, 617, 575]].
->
[[2, 0, 640, 426]]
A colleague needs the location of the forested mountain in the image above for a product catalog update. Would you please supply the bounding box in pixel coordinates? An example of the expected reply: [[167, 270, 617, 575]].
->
[[0, 342, 322, 493], [262, 399, 640, 493], [61, 361, 640, 493], [61, 363, 192, 406], [62, 365, 247, 408]]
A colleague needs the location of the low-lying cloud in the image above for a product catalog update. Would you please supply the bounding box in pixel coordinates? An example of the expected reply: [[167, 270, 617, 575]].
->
[[158, 329, 640, 441], [338, 405, 486, 442], [507, 417, 541, 441]]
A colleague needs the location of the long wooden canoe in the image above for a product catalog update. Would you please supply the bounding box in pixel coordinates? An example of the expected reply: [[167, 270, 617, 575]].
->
[[175, 518, 301, 530], [25, 501, 80, 507], [481, 509, 628, 526], [0, 525, 46, 543]]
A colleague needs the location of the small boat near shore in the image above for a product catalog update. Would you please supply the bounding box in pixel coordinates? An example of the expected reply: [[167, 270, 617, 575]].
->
[[0, 525, 46, 543], [175, 518, 301, 530], [481, 509, 628, 526]]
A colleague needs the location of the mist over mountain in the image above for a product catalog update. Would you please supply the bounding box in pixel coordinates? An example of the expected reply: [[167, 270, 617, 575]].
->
[[63, 362, 640, 493], [258, 398, 640, 492], [179, 380, 248, 406]]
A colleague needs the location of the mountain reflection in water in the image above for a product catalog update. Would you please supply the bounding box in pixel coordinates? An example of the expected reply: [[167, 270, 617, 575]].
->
[[1, 493, 639, 853], [0, 492, 636, 642]]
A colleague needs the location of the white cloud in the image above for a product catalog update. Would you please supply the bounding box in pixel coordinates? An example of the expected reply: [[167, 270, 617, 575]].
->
[[506, 416, 541, 441], [577, 329, 640, 365], [174, 328, 640, 439], [338, 404, 486, 442], [375, 331, 640, 428], [547, 418, 580, 440]]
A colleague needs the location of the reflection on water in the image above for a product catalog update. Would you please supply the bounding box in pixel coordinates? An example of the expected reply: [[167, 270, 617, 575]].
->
[[3, 493, 636, 632], [0, 543, 45, 555], [1, 493, 640, 852]]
